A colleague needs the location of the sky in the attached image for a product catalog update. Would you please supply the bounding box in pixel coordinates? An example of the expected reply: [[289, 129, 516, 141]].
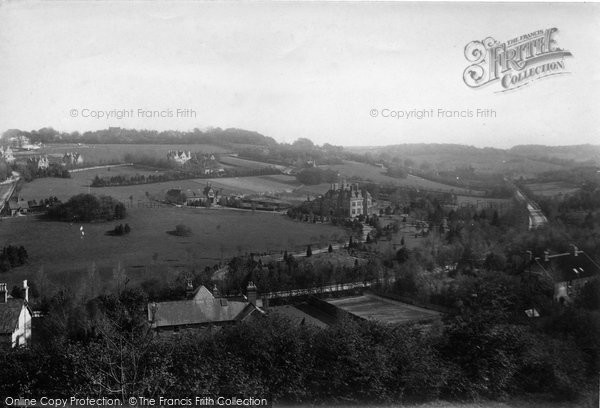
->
[[0, 1, 598, 148]]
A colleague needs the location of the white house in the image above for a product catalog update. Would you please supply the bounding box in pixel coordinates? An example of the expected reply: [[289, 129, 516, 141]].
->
[[0, 281, 32, 348]]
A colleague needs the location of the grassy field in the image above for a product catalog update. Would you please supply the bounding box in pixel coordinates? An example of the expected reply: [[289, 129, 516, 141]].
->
[[220, 155, 284, 170], [455, 195, 513, 210], [524, 181, 579, 197], [321, 161, 481, 195], [0, 205, 346, 291], [18, 173, 290, 203]]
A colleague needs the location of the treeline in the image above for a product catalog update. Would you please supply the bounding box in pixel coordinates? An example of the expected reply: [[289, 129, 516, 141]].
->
[[237, 138, 344, 167], [221, 253, 376, 295], [2, 127, 278, 147], [45, 194, 126, 222], [15, 162, 70, 182], [0, 245, 28, 272], [295, 167, 338, 185]]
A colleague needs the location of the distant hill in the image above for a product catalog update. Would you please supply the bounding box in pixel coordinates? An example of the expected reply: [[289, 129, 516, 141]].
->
[[509, 144, 600, 164]]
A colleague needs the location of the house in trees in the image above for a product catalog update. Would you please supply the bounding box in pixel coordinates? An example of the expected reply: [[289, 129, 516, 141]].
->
[[28, 155, 49, 170], [147, 282, 263, 333], [0, 146, 15, 163], [304, 180, 374, 218], [528, 246, 600, 303], [62, 152, 84, 166], [0, 281, 32, 349], [167, 150, 192, 165]]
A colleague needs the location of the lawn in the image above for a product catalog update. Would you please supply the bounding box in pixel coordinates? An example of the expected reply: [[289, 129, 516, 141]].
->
[[0, 206, 346, 292]]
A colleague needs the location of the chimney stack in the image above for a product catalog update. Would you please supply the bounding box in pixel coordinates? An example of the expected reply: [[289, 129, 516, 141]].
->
[[0, 283, 7, 303], [23, 280, 28, 302], [212, 284, 220, 298], [247, 281, 257, 306], [185, 278, 194, 299]]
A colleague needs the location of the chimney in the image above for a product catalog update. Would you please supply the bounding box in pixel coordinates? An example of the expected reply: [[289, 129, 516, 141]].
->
[[0, 283, 7, 303], [526, 250, 533, 262], [247, 281, 257, 306], [212, 284, 220, 298], [23, 280, 29, 302], [149, 302, 159, 323], [572, 244, 579, 257], [185, 278, 194, 299]]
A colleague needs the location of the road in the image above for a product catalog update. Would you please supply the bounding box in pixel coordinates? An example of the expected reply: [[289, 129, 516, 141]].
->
[[0, 172, 20, 214], [515, 189, 548, 230]]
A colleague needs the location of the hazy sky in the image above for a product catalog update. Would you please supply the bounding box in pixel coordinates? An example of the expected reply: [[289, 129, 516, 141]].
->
[[0, 1, 598, 148]]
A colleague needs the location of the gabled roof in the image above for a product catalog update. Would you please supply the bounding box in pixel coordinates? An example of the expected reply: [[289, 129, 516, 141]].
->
[[148, 285, 260, 328], [530, 253, 600, 283], [192, 285, 214, 301], [8, 199, 28, 210], [0, 298, 27, 334]]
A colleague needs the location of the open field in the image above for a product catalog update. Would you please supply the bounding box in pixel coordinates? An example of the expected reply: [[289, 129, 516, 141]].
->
[[220, 155, 284, 170], [14, 143, 229, 164], [525, 181, 580, 197], [321, 161, 482, 195], [455, 195, 513, 210], [17, 173, 306, 203], [0, 206, 346, 291], [327, 293, 441, 324]]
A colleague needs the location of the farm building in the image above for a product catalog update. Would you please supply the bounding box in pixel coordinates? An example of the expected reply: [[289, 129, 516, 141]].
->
[[147, 282, 264, 334], [0, 281, 32, 349]]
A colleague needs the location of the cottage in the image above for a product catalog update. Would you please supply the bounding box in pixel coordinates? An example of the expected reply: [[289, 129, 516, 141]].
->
[[8, 197, 29, 216], [148, 282, 263, 333], [0, 281, 32, 349]]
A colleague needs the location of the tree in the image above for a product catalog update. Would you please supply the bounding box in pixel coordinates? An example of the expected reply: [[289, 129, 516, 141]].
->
[[173, 224, 192, 237], [306, 245, 312, 257], [396, 247, 409, 263], [124, 224, 131, 234]]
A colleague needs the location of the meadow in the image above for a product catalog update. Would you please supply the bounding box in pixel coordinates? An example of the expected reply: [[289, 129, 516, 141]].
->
[[524, 181, 580, 197], [0, 205, 346, 292], [321, 161, 482, 195]]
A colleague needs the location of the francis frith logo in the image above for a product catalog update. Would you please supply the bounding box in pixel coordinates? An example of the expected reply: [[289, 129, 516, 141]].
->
[[463, 28, 572, 92]]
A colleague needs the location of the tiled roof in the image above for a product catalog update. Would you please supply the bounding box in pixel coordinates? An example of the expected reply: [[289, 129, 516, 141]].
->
[[148, 286, 259, 328], [531, 253, 600, 282], [0, 299, 25, 334]]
